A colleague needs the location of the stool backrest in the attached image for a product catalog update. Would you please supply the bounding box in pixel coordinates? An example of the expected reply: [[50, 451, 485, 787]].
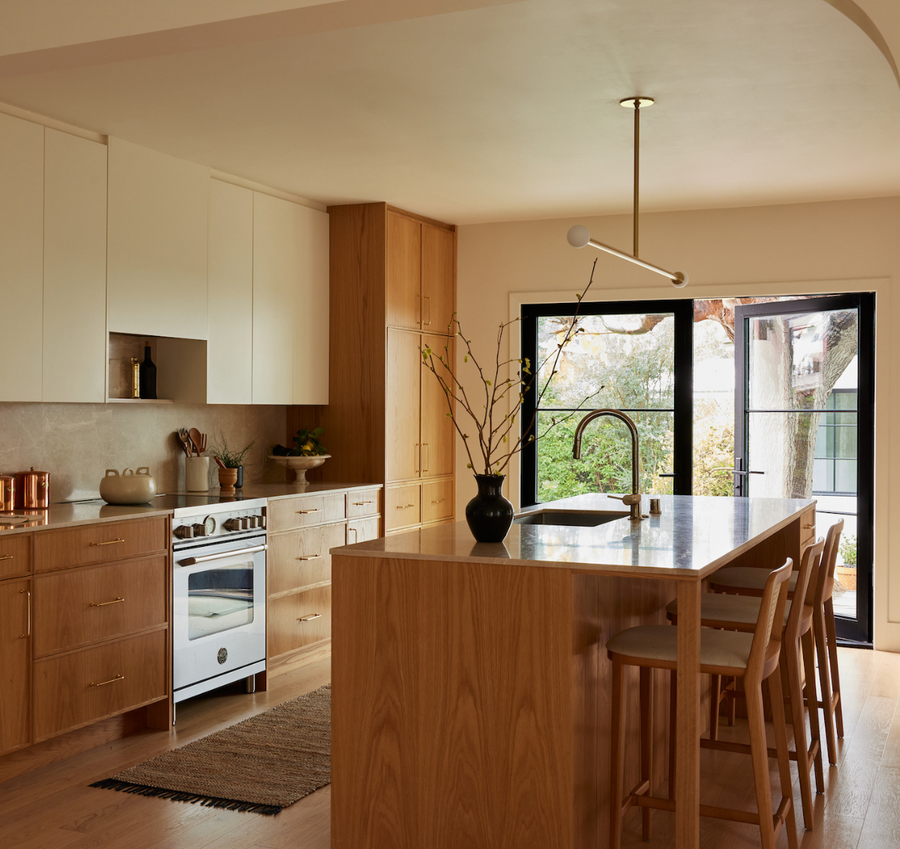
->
[[747, 558, 793, 679], [797, 537, 826, 616], [818, 519, 845, 604]]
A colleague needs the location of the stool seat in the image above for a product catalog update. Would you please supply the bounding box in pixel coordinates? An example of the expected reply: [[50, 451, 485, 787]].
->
[[607, 624, 754, 671], [711, 566, 799, 594]]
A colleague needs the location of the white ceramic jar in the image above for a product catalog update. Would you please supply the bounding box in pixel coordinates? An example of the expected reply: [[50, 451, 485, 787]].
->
[[99, 467, 157, 504]]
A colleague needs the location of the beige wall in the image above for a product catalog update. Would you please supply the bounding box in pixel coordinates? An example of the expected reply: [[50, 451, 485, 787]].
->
[[457, 196, 900, 650], [0, 402, 289, 501]]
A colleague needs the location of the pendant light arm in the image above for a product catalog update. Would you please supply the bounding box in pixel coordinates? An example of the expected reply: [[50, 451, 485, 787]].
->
[[567, 226, 687, 287]]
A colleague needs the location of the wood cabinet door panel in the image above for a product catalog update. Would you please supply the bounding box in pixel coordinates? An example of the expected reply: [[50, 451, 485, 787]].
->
[[422, 479, 455, 525], [0, 534, 32, 580], [386, 330, 423, 482], [266, 493, 346, 532], [0, 579, 31, 755], [346, 488, 381, 519], [420, 332, 455, 479], [33, 556, 167, 658], [268, 523, 344, 596], [33, 629, 167, 742], [34, 518, 168, 573], [385, 211, 421, 330], [385, 484, 422, 533], [421, 223, 456, 334], [347, 517, 380, 544], [268, 586, 332, 658]]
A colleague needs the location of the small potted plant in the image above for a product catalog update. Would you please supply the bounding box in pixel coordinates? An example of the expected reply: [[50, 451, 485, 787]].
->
[[270, 426, 330, 484], [210, 435, 255, 493]]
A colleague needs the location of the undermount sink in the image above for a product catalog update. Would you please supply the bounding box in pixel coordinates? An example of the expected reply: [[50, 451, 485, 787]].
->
[[513, 509, 628, 528]]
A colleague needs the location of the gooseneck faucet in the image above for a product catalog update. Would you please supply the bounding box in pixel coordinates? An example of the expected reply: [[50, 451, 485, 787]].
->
[[572, 409, 643, 521]]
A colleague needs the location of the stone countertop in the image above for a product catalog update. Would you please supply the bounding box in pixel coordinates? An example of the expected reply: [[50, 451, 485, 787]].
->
[[332, 493, 815, 580], [0, 481, 380, 535]]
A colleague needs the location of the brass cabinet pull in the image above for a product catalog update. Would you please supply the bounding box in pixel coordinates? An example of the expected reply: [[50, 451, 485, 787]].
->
[[414, 444, 420, 474], [803, 522, 815, 530], [348, 526, 358, 542], [422, 443, 430, 473], [295, 555, 320, 561], [431, 498, 446, 505], [297, 613, 322, 622], [351, 501, 373, 506], [295, 508, 320, 515], [89, 597, 126, 608], [0, 553, 13, 561], [396, 503, 415, 510], [90, 674, 125, 687], [423, 295, 432, 326], [19, 589, 31, 639], [89, 538, 125, 547]]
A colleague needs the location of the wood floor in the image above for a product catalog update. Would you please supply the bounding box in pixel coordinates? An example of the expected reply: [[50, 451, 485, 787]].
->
[[0, 647, 898, 849]]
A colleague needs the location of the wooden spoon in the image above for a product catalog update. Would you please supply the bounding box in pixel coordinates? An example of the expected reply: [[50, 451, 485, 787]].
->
[[189, 428, 203, 456]]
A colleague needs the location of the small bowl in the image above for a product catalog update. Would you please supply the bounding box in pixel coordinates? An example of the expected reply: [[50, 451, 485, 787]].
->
[[268, 454, 331, 484]]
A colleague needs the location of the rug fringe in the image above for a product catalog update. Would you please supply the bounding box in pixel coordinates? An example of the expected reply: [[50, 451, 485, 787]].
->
[[89, 778, 283, 816]]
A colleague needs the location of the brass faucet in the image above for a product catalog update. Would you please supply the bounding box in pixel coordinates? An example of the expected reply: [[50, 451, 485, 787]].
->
[[572, 409, 643, 520]]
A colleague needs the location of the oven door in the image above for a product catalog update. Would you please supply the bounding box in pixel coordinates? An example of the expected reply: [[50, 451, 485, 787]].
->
[[172, 535, 266, 694]]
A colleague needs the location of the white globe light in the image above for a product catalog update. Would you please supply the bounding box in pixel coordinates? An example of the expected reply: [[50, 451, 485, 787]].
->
[[672, 272, 688, 289], [567, 225, 591, 248]]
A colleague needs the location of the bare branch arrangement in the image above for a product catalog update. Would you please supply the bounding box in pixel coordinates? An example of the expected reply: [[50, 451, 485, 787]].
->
[[421, 260, 601, 477]]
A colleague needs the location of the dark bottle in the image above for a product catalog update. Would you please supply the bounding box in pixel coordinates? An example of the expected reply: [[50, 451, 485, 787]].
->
[[139, 343, 157, 399]]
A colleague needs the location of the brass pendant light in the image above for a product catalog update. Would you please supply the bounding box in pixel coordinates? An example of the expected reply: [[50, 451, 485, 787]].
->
[[567, 97, 687, 288]]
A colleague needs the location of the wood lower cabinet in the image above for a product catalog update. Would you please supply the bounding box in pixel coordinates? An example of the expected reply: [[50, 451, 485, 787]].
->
[[0, 578, 32, 756], [266, 487, 380, 673]]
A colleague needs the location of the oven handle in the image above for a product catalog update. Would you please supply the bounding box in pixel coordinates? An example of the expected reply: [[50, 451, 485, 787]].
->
[[179, 543, 267, 566]]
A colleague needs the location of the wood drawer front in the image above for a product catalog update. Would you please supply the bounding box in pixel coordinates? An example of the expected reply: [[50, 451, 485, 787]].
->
[[33, 629, 167, 742], [0, 533, 32, 580], [347, 488, 381, 519], [800, 507, 816, 548], [422, 479, 454, 524], [348, 517, 380, 544], [268, 523, 344, 596], [267, 493, 346, 532], [34, 517, 168, 573], [385, 484, 421, 533], [33, 555, 167, 658], [268, 585, 332, 658]]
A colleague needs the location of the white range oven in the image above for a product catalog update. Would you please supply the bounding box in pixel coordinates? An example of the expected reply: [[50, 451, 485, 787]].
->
[[170, 497, 267, 709]]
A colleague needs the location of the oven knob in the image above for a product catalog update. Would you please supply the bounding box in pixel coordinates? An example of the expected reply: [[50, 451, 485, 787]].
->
[[240, 517, 250, 529], [223, 518, 242, 532], [173, 524, 194, 539], [247, 516, 259, 529], [192, 523, 207, 537]]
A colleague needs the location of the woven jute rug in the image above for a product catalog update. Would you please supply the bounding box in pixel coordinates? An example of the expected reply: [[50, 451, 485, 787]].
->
[[90, 684, 331, 815]]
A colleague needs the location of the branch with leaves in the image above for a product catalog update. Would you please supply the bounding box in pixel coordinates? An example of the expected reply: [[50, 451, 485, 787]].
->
[[421, 260, 602, 477]]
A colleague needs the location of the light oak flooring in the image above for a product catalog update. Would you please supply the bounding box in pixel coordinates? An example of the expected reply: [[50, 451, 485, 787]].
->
[[1, 648, 898, 849]]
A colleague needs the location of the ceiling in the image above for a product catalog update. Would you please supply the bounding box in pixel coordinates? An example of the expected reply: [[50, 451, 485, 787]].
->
[[0, 0, 898, 225]]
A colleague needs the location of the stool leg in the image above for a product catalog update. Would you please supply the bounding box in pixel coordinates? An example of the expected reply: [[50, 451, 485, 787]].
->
[[768, 666, 800, 849], [725, 676, 737, 726], [801, 628, 825, 792], [668, 670, 677, 802], [824, 597, 845, 738], [610, 656, 626, 849], [640, 667, 654, 840], [745, 681, 777, 849], [813, 603, 838, 765], [783, 637, 814, 829], [709, 673, 721, 741]]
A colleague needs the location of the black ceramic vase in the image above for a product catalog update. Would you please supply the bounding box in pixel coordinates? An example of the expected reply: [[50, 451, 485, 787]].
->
[[465, 474, 514, 543]]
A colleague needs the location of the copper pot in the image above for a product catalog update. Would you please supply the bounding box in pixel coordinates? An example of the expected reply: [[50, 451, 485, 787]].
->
[[0, 476, 14, 512], [15, 468, 50, 509]]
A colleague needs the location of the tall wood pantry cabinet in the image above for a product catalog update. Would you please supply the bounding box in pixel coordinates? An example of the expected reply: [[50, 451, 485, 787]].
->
[[296, 203, 457, 534]]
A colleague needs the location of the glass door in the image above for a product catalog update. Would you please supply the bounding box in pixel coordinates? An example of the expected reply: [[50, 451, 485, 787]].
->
[[734, 295, 874, 643]]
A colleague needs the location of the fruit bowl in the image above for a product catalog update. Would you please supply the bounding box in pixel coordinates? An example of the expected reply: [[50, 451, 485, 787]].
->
[[268, 454, 331, 484]]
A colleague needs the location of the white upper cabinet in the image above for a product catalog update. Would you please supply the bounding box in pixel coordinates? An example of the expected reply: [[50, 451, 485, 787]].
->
[[252, 193, 329, 405], [0, 113, 43, 401], [207, 180, 253, 405], [43, 129, 108, 403], [107, 138, 210, 340]]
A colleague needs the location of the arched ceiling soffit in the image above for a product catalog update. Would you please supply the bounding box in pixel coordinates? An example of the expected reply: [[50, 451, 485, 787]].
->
[[822, 0, 900, 89]]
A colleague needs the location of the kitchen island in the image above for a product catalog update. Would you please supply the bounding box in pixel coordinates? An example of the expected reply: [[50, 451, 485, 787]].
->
[[331, 493, 815, 849]]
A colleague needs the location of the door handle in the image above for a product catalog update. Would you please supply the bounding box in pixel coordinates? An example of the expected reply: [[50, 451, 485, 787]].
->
[[180, 543, 267, 566], [709, 468, 765, 476]]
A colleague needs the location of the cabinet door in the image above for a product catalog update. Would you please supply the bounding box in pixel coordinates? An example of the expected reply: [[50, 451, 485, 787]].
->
[[292, 203, 330, 405], [0, 113, 43, 401], [421, 223, 456, 335], [208, 180, 253, 404], [420, 333, 455, 479], [385, 211, 421, 330], [0, 579, 31, 755], [43, 129, 107, 403], [253, 193, 297, 404], [386, 330, 423, 482], [107, 137, 210, 340]]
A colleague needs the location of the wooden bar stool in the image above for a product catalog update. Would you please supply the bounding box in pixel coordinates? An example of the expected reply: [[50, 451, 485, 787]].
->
[[606, 560, 798, 849], [664, 538, 825, 830]]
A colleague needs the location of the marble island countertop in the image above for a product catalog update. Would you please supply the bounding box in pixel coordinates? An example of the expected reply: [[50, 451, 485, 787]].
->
[[334, 493, 815, 580]]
